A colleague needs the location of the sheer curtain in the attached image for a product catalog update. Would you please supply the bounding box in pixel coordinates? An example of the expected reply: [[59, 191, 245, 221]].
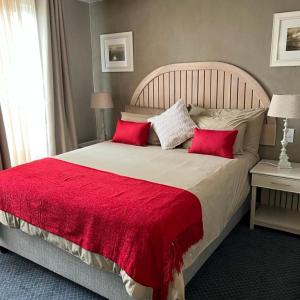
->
[[0, 0, 52, 166]]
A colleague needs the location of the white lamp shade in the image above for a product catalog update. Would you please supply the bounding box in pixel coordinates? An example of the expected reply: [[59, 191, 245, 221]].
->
[[268, 94, 300, 119], [91, 92, 114, 109]]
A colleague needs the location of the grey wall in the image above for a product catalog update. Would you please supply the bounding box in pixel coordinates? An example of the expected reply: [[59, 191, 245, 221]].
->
[[63, 0, 95, 143], [90, 0, 300, 161]]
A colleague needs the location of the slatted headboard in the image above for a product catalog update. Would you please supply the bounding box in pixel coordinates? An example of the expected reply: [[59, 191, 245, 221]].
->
[[130, 62, 275, 145]]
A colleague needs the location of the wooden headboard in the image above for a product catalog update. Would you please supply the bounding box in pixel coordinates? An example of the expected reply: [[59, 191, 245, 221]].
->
[[130, 62, 275, 146]]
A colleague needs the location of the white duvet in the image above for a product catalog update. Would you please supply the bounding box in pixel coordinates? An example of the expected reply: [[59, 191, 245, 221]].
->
[[0, 141, 258, 300], [57, 141, 258, 299]]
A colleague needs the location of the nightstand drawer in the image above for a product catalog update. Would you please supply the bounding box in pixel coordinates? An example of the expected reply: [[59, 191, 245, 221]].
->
[[252, 174, 300, 193]]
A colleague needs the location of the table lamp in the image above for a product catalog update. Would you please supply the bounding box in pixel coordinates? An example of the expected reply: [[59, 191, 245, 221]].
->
[[268, 94, 300, 168], [91, 92, 114, 140]]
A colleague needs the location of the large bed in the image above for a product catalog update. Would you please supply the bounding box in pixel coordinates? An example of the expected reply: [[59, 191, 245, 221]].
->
[[0, 62, 275, 300]]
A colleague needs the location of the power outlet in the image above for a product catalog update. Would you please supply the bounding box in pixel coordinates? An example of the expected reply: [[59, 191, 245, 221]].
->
[[286, 128, 295, 143]]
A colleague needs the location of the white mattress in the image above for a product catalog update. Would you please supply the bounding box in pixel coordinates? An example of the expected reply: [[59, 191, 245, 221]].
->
[[58, 141, 258, 270]]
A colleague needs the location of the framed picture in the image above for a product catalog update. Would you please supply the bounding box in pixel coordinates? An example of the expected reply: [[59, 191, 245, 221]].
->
[[270, 11, 300, 67], [100, 32, 134, 72]]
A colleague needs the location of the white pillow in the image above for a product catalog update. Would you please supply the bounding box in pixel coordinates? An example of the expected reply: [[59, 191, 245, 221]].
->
[[148, 100, 196, 150], [187, 106, 265, 154]]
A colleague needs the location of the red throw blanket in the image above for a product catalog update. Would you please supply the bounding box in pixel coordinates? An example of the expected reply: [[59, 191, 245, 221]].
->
[[0, 158, 203, 299]]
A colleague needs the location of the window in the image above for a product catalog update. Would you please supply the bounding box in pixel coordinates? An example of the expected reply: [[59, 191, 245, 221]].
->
[[0, 0, 50, 166]]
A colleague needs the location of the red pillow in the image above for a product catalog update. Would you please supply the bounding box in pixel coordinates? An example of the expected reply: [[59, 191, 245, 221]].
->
[[188, 128, 238, 159], [112, 120, 151, 146]]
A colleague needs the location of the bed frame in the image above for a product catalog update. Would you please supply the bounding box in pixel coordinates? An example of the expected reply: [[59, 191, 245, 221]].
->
[[0, 62, 275, 300], [131, 61, 275, 146]]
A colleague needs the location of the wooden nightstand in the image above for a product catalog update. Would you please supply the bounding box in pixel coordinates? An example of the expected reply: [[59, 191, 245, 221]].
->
[[250, 159, 300, 235]]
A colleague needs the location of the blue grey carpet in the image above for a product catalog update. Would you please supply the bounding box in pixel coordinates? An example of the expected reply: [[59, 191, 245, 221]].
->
[[1, 218, 300, 300]]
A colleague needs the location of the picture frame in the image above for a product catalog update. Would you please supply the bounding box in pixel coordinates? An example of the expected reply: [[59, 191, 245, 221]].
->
[[270, 11, 300, 67], [100, 32, 134, 72]]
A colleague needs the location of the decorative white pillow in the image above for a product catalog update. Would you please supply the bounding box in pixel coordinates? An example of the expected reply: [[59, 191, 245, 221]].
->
[[148, 100, 196, 150]]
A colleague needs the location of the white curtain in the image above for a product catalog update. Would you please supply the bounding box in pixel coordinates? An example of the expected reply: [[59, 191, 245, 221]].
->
[[35, 0, 56, 156], [0, 0, 53, 166]]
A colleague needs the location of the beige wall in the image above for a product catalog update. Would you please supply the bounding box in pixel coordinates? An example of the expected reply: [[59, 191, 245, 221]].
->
[[90, 0, 300, 161], [63, 0, 95, 143]]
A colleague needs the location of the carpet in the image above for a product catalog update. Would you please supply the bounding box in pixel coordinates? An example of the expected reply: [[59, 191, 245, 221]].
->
[[0, 218, 300, 300]]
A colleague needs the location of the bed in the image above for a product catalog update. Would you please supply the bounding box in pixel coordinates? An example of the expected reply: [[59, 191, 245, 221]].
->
[[0, 62, 275, 300]]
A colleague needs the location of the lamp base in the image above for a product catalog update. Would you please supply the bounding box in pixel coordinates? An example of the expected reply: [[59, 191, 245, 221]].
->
[[277, 118, 292, 169], [277, 157, 292, 169], [95, 109, 106, 141]]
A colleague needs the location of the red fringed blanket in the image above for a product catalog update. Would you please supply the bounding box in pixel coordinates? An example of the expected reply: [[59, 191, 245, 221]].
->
[[0, 158, 203, 299]]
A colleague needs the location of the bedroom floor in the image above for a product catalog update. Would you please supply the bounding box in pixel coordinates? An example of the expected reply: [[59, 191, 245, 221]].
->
[[0, 217, 299, 300]]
